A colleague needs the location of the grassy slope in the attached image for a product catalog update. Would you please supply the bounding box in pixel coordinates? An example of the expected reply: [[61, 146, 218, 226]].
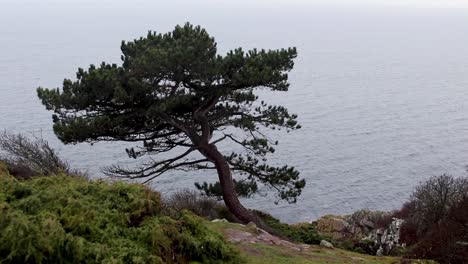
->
[[208, 222, 436, 264], [0, 162, 435, 264], [0, 165, 242, 264]]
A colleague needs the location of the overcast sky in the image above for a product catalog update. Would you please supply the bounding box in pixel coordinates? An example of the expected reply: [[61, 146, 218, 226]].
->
[[3, 0, 468, 9], [208, 0, 468, 8]]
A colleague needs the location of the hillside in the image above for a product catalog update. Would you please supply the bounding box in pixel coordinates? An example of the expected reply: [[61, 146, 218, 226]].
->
[[0, 164, 241, 264], [209, 221, 436, 264], [0, 163, 435, 264]]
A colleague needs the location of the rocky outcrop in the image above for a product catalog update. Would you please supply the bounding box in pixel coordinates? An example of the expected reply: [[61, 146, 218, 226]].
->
[[346, 210, 389, 237], [314, 210, 405, 256], [315, 215, 351, 239], [363, 218, 404, 256], [315, 210, 390, 239]]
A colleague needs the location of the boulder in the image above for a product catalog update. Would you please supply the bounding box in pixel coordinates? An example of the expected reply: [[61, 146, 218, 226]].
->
[[316, 215, 350, 240], [211, 219, 229, 223], [320, 240, 334, 248], [246, 221, 257, 229], [376, 247, 384, 256]]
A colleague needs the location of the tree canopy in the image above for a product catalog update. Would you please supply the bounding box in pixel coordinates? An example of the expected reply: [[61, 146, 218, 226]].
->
[[37, 23, 305, 224]]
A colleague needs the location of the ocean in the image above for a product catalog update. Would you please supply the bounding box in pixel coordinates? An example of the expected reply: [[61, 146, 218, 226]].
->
[[2, 0, 468, 222]]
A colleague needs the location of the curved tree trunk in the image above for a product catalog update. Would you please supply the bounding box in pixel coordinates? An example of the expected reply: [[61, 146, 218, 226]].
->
[[199, 143, 261, 225]]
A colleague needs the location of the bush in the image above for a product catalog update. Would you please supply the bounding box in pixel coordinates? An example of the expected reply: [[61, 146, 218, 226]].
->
[[405, 196, 468, 264], [253, 210, 324, 244], [399, 219, 419, 246], [0, 171, 243, 264], [396, 174, 468, 263], [163, 189, 224, 220], [409, 174, 468, 235], [0, 132, 85, 178], [393, 201, 416, 220], [351, 239, 375, 255], [397, 202, 419, 246]]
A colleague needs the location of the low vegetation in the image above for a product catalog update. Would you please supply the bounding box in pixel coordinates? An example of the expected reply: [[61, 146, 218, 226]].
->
[[0, 163, 243, 264], [162, 189, 228, 221], [0, 131, 85, 179], [208, 221, 432, 264], [252, 210, 324, 245], [0, 159, 444, 264], [163, 189, 325, 245], [0, 132, 454, 263]]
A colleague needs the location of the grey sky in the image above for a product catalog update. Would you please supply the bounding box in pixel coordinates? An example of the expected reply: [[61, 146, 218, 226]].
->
[[3, 0, 468, 8], [262, 0, 468, 8]]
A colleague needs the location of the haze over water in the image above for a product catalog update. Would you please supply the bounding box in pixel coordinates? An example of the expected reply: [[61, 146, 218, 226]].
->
[[2, 0, 468, 222]]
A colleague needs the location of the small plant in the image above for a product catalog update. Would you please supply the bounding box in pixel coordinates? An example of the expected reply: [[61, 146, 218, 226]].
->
[[163, 189, 223, 220], [0, 131, 85, 178], [352, 239, 375, 255], [253, 210, 324, 244]]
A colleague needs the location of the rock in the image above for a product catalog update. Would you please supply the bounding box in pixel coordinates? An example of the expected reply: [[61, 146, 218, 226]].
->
[[361, 219, 375, 229], [376, 228, 384, 235], [224, 227, 306, 252], [246, 221, 257, 229], [320, 240, 334, 248], [316, 215, 350, 240], [348, 225, 365, 237], [314, 210, 405, 256], [346, 210, 390, 238], [316, 210, 391, 241], [211, 218, 228, 223], [376, 246, 384, 256], [315, 210, 405, 256], [363, 218, 405, 256]]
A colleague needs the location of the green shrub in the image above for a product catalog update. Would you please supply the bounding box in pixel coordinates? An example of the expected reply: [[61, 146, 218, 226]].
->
[[0, 161, 9, 174], [388, 245, 408, 256], [163, 189, 221, 220], [253, 210, 324, 244], [337, 239, 356, 251], [0, 172, 243, 264], [351, 239, 375, 255], [163, 190, 242, 224]]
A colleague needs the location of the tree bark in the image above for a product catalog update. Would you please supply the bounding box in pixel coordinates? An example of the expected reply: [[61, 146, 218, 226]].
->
[[198, 143, 260, 225]]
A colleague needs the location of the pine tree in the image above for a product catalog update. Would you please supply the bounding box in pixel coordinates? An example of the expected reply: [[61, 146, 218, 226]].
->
[[37, 23, 305, 225]]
